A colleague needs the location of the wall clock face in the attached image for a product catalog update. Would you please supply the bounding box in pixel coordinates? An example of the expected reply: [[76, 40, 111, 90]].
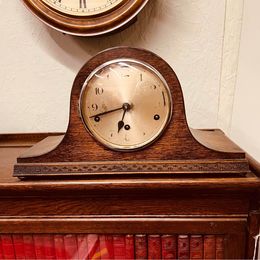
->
[[41, 0, 124, 16], [22, 0, 149, 36], [79, 59, 172, 151]]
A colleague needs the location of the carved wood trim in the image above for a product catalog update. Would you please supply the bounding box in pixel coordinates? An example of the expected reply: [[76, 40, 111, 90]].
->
[[14, 159, 250, 177]]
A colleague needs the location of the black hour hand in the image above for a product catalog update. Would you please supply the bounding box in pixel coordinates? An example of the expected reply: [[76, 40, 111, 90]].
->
[[117, 120, 124, 133]]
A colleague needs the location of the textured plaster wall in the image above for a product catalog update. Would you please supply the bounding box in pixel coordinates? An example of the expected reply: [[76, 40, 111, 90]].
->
[[229, 0, 260, 162], [217, 0, 244, 133], [0, 0, 227, 133]]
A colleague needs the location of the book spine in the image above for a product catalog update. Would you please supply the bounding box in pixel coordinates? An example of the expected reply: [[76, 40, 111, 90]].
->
[[12, 234, 25, 260], [125, 234, 134, 259], [77, 234, 88, 260], [113, 235, 125, 259], [190, 235, 203, 259], [43, 234, 56, 259], [23, 234, 36, 259], [148, 234, 161, 259], [178, 235, 189, 259], [54, 234, 66, 260], [1, 235, 16, 259], [33, 234, 45, 259], [203, 235, 216, 259], [64, 234, 79, 260], [216, 235, 224, 259], [99, 235, 114, 259], [161, 234, 177, 259], [135, 234, 147, 259], [87, 234, 101, 260], [0, 236, 3, 259]]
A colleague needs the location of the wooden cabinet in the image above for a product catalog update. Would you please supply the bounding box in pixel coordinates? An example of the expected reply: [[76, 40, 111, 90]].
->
[[0, 132, 259, 259]]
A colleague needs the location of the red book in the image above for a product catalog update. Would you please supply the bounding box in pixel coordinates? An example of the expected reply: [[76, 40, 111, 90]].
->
[[135, 234, 147, 259], [34, 234, 45, 259], [178, 235, 189, 259], [216, 235, 224, 259], [12, 234, 25, 259], [125, 235, 134, 259], [161, 235, 177, 259], [43, 234, 56, 259], [148, 235, 161, 259], [190, 235, 203, 259], [77, 234, 88, 260], [113, 235, 125, 259], [99, 235, 114, 259], [64, 234, 79, 260], [203, 235, 216, 259], [54, 235, 66, 259], [1, 235, 15, 259], [23, 234, 36, 259], [87, 234, 100, 260], [0, 236, 4, 259]]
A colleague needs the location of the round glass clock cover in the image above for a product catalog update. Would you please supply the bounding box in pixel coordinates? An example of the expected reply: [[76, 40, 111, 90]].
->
[[80, 59, 172, 151], [41, 0, 124, 16]]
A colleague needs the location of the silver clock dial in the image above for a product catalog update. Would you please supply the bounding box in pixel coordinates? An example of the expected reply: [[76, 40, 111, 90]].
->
[[79, 59, 172, 151]]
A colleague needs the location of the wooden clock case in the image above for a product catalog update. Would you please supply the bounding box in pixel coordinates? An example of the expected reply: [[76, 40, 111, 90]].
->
[[2, 47, 259, 260], [22, 0, 149, 36], [14, 47, 250, 178]]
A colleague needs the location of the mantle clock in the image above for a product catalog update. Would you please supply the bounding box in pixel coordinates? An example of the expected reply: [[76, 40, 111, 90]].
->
[[13, 47, 250, 178]]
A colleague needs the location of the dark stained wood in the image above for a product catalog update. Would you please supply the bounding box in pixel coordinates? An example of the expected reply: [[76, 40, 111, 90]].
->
[[22, 0, 149, 36], [14, 47, 250, 177], [0, 217, 246, 234], [0, 195, 251, 216], [0, 177, 260, 196], [247, 210, 260, 259], [0, 133, 259, 259]]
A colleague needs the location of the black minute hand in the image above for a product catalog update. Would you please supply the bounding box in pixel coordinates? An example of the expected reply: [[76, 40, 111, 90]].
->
[[89, 106, 123, 118]]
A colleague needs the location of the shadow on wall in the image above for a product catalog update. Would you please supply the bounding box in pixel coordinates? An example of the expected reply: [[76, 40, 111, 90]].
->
[[35, 0, 173, 73]]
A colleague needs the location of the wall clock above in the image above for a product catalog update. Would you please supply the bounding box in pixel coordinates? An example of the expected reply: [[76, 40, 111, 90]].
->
[[13, 47, 250, 178], [22, 0, 149, 36]]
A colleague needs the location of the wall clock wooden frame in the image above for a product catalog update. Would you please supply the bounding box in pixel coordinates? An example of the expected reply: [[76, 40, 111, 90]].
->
[[22, 0, 149, 36], [14, 47, 250, 178]]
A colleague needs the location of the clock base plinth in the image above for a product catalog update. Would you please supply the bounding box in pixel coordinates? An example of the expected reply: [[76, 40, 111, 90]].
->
[[14, 159, 250, 178]]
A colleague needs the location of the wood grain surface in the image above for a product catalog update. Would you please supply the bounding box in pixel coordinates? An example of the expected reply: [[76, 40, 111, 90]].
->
[[0, 133, 259, 259]]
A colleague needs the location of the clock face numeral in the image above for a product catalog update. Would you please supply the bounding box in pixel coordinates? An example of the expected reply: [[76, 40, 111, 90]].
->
[[162, 91, 166, 106], [80, 59, 172, 151], [41, 0, 124, 16], [91, 104, 99, 111], [95, 88, 104, 95], [79, 0, 87, 9]]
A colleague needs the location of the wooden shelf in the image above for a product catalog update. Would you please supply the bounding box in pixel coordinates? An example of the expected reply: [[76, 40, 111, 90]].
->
[[0, 130, 259, 259]]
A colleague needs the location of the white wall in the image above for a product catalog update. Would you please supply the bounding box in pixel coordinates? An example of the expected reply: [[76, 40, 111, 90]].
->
[[0, 0, 227, 133], [228, 0, 260, 162]]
